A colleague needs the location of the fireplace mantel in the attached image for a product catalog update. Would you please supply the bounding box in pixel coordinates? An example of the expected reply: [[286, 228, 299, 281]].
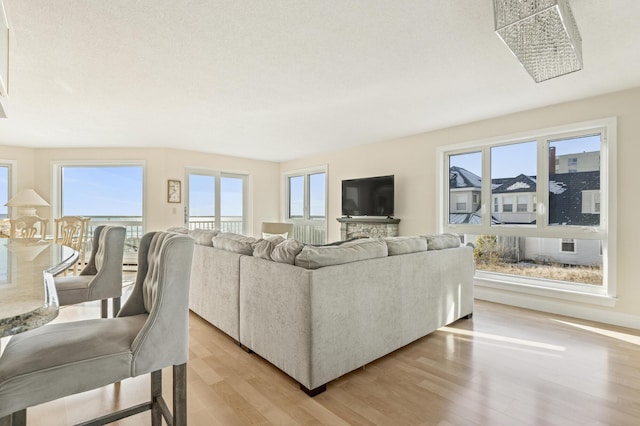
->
[[336, 217, 400, 240]]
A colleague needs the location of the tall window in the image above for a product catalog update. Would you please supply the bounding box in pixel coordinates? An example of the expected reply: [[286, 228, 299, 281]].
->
[[61, 166, 143, 218], [0, 163, 9, 219], [187, 170, 248, 234], [284, 167, 327, 244], [439, 118, 615, 298], [54, 162, 145, 263]]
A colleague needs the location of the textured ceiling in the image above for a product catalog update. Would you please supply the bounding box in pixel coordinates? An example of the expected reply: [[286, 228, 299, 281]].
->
[[1, 1, 639, 162]]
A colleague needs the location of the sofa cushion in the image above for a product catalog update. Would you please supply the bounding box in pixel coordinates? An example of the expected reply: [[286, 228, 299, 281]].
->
[[422, 233, 461, 250], [189, 229, 219, 246], [271, 239, 304, 264], [294, 238, 388, 269], [252, 236, 286, 260], [212, 232, 256, 255], [384, 236, 428, 255]]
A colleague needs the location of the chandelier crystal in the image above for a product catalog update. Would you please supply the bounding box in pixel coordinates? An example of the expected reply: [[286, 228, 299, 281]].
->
[[493, 0, 583, 83]]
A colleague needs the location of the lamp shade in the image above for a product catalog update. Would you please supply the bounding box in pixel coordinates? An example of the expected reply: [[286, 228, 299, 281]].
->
[[5, 189, 49, 207]]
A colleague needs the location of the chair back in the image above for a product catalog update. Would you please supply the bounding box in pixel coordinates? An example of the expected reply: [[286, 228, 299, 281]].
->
[[54, 216, 90, 273], [261, 222, 293, 238], [118, 231, 194, 375], [81, 225, 125, 275], [9, 216, 47, 239], [53, 216, 89, 248]]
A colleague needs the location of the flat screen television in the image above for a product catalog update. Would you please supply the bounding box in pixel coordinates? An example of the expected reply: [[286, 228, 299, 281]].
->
[[341, 175, 394, 217]]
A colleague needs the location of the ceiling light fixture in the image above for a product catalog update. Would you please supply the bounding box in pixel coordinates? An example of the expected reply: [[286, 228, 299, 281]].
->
[[493, 0, 583, 83]]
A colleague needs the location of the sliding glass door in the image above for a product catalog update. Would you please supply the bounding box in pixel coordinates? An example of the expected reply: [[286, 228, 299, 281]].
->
[[186, 170, 248, 234]]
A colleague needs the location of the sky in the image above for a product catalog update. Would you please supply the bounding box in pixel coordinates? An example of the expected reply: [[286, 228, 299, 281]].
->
[[450, 135, 601, 178]]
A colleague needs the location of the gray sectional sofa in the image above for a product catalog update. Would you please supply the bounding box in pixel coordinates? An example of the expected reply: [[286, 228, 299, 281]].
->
[[181, 228, 474, 395]]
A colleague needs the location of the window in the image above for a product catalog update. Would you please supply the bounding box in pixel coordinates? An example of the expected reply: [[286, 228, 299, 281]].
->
[[517, 196, 528, 212], [456, 195, 467, 211], [187, 170, 248, 234], [53, 162, 145, 264], [284, 167, 327, 244], [0, 163, 10, 219], [502, 196, 513, 212], [582, 190, 601, 214], [60, 165, 143, 218], [561, 238, 576, 253], [439, 118, 616, 300]]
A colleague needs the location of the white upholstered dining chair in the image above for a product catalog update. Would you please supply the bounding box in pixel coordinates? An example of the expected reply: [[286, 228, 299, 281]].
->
[[0, 231, 195, 425], [54, 225, 126, 318]]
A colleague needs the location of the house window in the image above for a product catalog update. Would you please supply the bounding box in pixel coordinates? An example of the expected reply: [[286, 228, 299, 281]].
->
[[187, 170, 249, 234], [561, 238, 576, 253], [517, 196, 528, 212], [284, 167, 327, 244], [582, 190, 601, 214], [502, 196, 513, 212], [568, 157, 578, 173], [448, 151, 482, 224], [439, 117, 615, 299]]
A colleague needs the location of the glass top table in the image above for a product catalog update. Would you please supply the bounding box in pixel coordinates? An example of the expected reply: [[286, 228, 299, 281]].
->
[[0, 239, 79, 337]]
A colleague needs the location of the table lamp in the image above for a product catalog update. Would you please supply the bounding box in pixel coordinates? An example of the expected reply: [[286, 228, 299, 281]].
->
[[4, 189, 50, 216]]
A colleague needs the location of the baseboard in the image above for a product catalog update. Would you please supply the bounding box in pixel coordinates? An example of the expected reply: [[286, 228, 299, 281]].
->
[[475, 285, 640, 330]]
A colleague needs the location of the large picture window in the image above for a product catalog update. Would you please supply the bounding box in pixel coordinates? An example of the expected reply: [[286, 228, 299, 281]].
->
[[439, 118, 616, 299], [53, 161, 145, 265]]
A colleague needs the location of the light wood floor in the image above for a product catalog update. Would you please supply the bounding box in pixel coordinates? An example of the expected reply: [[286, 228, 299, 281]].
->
[[14, 294, 640, 425]]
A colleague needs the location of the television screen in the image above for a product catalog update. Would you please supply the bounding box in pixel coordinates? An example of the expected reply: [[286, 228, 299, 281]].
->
[[341, 175, 394, 217]]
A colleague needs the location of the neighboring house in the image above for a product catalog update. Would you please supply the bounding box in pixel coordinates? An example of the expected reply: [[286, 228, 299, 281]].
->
[[449, 167, 602, 266], [552, 148, 600, 173]]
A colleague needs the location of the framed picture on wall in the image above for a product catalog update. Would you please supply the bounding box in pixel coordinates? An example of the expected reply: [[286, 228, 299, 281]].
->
[[168, 179, 181, 203]]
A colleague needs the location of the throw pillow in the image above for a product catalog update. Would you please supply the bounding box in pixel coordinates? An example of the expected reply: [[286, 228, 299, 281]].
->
[[212, 232, 256, 255], [252, 236, 286, 260], [271, 239, 304, 264], [422, 233, 461, 250], [384, 236, 428, 255], [188, 229, 219, 246]]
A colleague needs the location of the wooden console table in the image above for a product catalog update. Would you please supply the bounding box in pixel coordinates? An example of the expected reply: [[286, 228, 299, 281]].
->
[[337, 217, 400, 240]]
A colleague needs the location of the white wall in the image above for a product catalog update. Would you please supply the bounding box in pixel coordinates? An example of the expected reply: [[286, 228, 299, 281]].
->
[[280, 86, 640, 329]]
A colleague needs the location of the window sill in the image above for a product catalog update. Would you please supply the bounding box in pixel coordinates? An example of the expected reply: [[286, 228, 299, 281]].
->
[[474, 274, 617, 308]]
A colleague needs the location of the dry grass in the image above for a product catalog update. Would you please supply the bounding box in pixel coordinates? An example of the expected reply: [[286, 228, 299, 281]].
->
[[476, 261, 603, 285]]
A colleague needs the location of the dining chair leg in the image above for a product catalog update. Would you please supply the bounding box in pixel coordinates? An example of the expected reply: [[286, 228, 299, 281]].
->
[[101, 299, 108, 318], [151, 370, 162, 426], [113, 297, 121, 317], [174, 363, 187, 426]]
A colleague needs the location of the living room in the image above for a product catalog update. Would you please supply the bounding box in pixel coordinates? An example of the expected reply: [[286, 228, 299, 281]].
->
[[1, 1, 640, 425]]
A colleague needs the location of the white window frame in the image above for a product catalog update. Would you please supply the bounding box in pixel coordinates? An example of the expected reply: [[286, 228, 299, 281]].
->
[[0, 159, 16, 218], [185, 168, 250, 234], [283, 165, 328, 244], [52, 160, 146, 223], [560, 238, 577, 253], [437, 117, 617, 305], [582, 190, 601, 214]]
